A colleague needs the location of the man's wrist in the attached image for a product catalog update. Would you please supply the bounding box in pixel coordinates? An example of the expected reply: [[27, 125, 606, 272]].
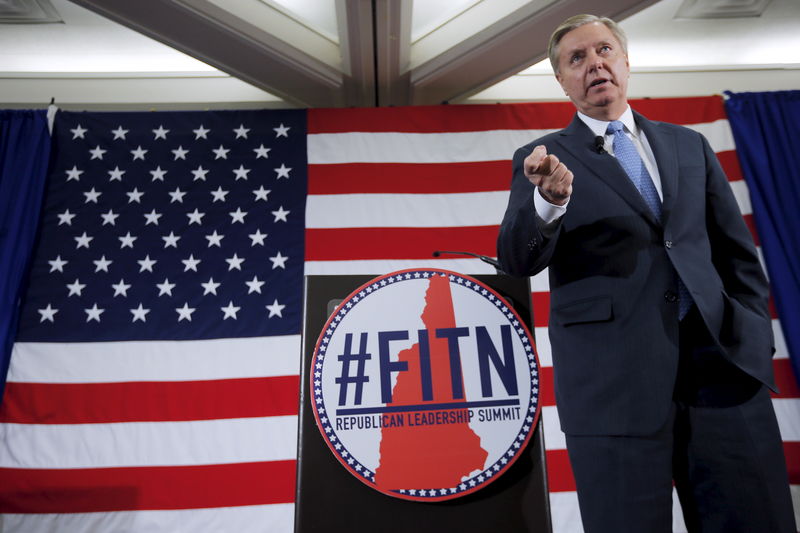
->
[[534, 187, 568, 224]]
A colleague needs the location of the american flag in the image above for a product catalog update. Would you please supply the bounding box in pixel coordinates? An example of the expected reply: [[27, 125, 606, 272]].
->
[[1, 97, 797, 532]]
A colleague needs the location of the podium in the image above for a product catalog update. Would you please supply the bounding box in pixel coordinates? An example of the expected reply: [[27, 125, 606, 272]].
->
[[294, 274, 552, 532]]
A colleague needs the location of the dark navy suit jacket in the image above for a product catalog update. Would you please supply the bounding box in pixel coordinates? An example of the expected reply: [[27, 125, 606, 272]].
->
[[497, 111, 775, 436]]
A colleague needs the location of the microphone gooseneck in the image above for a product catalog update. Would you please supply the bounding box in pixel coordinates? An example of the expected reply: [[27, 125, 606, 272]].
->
[[432, 250, 501, 270]]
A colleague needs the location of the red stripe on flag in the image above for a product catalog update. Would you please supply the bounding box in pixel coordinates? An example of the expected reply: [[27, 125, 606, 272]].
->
[[308, 97, 725, 134], [628, 96, 727, 124], [531, 291, 550, 328], [544, 442, 799, 494], [309, 102, 578, 133], [781, 446, 800, 488], [743, 213, 760, 247], [545, 449, 577, 492], [305, 226, 499, 261], [0, 376, 300, 424], [772, 359, 800, 399], [785, 442, 800, 485], [769, 296, 779, 320], [308, 161, 511, 194], [717, 150, 744, 182], [0, 460, 296, 513], [540, 366, 556, 407]]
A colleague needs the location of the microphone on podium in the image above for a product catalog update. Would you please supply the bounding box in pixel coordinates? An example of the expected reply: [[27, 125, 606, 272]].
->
[[432, 250, 503, 272]]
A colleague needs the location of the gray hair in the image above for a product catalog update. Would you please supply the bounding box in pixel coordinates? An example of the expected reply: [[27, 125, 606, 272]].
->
[[548, 14, 628, 74]]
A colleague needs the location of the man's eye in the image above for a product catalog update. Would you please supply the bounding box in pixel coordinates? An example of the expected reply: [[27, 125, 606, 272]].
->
[[570, 54, 581, 63], [599, 45, 611, 53]]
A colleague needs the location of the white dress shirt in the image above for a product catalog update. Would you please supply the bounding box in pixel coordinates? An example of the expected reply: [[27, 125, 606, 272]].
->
[[534, 105, 662, 224]]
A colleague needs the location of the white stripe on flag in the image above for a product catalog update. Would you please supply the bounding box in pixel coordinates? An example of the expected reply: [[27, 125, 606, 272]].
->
[[8, 335, 301, 383], [548, 490, 690, 533], [0, 416, 297, 469], [304, 258, 499, 276], [729, 179, 753, 216], [308, 121, 733, 164], [683, 119, 736, 153], [542, 405, 566, 450], [773, 320, 788, 360], [1, 504, 294, 533], [533, 327, 553, 367], [307, 129, 557, 164], [306, 192, 509, 228], [530, 269, 550, 292], [774, 399, 800, 442], [548, 491, 585, 533]]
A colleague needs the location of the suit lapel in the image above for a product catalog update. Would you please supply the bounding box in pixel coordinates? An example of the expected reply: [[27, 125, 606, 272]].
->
[[634, 111, 678, 226], [556, 114, 660, 227]]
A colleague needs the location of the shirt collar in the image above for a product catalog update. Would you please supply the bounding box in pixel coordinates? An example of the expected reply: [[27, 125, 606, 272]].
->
[[577, 106, 636, 137]]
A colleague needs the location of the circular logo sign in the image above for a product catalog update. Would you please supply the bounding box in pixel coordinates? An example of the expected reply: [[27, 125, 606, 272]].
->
[[310, 269, 540, 501]]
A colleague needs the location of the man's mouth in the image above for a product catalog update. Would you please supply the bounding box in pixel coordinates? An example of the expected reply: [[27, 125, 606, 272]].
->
[[588, 78, 610, 90]]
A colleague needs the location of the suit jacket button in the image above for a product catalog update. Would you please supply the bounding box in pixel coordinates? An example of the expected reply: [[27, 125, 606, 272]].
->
[[664, 290, 678, 303], [665, 240, 673, 249]]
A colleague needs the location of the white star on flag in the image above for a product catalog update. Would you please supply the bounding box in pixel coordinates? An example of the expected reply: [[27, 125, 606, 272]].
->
[[272, 206, 290, 222], [201, 278, 221, 295], [130, 304, 150, 322], [112, 279, 131, 297], [89, 145, 106, 160], [67, 279, 86, 296], [130, 146, 148, 160], [253, 186, 270, 201], [193, 124, 210, 139], [153, 125, 169, 139], [157, 279, 176, 296], [245, 276, 265, 294], [108, 167, 125, 181], [48, 256, 68, 272], [248, 229, 267, 246], [111, 126, 128, 139], [85, 303, 104, 322], [93, 256, 113, 272], [221, 301, 241, 319], [58, 210, 76, 225], [266, 299, 285, 317], [37, 304, 58, 322], [269, 251, 288, 269], [175, 303, 195, 321], [213, 145, 230, 159], [65, 166, 83, 181], [253, 144, 270, 158], [70, 124, 87, 139]]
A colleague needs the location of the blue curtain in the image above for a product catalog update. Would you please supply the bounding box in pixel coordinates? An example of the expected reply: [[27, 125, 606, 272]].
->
[[0, 110, 52, 402], [724, 90, 800, 387]]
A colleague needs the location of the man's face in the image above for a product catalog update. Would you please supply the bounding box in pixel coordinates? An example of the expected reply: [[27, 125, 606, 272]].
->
[[555, 22, 630, 120]]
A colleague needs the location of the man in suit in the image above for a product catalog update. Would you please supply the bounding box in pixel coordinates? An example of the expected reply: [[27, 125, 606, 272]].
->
[[497, 14, 796, 532]]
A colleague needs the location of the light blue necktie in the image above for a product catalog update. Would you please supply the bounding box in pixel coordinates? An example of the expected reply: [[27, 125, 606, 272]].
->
[[607, 120, 692, 319]]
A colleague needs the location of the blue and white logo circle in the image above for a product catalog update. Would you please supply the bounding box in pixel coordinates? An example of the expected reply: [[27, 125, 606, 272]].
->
[[311, 269, 540, 501]]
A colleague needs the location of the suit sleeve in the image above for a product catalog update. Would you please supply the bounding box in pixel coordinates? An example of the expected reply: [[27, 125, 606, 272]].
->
[[496, 145, 562, 277], [702, 134, 772, 323]]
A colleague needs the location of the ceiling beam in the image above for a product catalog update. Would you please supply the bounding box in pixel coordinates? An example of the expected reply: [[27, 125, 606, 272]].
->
[[338, 0, 377, 107], [373, 0, 412, 107], [68, 0, 346, 108], [408, 0, 660, 105]]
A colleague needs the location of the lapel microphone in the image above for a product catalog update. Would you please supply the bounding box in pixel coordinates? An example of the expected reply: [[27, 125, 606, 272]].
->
[[594, 136, 605, 154]]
